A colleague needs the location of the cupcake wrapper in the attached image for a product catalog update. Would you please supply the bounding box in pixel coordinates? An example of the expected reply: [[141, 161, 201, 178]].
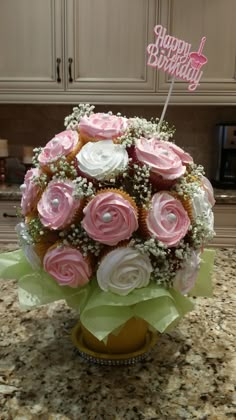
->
[[138, 207, 151, 239], [79, 131, 123, 145], [66, 140, 83, 162], [149, 173, 176, 191]]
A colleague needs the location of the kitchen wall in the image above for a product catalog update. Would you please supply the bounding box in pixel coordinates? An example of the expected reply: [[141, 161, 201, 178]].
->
[[0, 104, 236, 178]]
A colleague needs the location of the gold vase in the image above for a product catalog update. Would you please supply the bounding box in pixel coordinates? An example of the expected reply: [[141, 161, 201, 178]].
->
[[72, 317, 158, 365]]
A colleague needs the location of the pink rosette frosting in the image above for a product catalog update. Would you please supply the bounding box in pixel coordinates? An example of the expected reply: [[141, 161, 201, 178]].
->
[[38, 130, 79, 165], [82, 192, 138, 246], [135, 137, 186, 180], [79, 113, 128, 139], [201, 175, 215, 207], [173, 251, 201, 294], [43, 245, 91, 288], [167, 142, 193, 164], [37, 179, 81, 230], [21, 168, 41, 216], [146, 192, 190, 247]]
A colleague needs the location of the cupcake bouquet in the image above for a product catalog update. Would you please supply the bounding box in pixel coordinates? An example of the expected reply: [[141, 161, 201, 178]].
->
[[0, 104, 215, 350]]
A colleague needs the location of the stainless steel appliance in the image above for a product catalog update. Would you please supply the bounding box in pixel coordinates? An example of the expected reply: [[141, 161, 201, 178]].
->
[[211, 124, 236, 189]]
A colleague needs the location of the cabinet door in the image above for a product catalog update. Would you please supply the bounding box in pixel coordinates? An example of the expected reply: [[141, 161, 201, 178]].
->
[[0, 201, 20, 244], [0, 0, 64, 95], [65, 0, 158, 101], [158, 0, 236, 104]]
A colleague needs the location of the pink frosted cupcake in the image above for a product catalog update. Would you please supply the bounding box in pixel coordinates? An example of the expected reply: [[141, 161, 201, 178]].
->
[[37, 179, 82, 230], [21, 167, 41, 216], [140, 191, 190, 247], [82, 189, 138, 246], [135, 137, 186, 189], [38, 130, 82, 173], [79, 113, 128, 144], [43, 244, 92, 288]]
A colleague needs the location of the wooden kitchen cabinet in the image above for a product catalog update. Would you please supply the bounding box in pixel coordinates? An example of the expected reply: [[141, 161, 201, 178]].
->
[[0, 0, 158, 104], [0, 0, 64, 95], [65, 0, 157, 98], [0, 0, 235, 104], [158, 0, 236, 104], [0, 201, 20, 243]]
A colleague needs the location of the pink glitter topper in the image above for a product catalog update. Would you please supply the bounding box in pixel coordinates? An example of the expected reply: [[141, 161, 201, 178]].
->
[[147, 25, 208, 92]]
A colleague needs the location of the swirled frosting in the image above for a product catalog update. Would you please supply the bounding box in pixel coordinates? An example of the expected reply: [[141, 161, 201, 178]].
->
[[97, 247, 152, 295], [21, 168, 41, 216], [167, 142, 193, 164], [38, 130, 79, 165], [82, 191, 138, 245], [146, 192, 190, 247], [79, 113, 128, 139], [135, 137, 186, 180], [76, 140, 129, 180], [43, 245, 91, 287], [173, 251, 201, 294], [37, 179, 81, 230]]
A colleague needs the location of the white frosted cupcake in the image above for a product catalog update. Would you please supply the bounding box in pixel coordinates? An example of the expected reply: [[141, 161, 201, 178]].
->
[[97, 247, 153, 296], [76, 140, 129, 181]]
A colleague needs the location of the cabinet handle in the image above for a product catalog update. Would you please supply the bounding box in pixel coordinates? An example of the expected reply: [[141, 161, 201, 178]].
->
[[56, 58, 61, 83], [68, 58, 73, 83], [3, 212, 17, 218]]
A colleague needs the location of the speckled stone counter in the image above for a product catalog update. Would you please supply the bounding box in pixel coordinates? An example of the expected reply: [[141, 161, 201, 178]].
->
[[0, 246, 235, 419], [1, 184, 236, 204], [0, 185, 21, 201]]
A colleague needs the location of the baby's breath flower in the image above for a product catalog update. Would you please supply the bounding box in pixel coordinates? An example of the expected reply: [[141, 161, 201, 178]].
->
[[64, 103, 95, 129]]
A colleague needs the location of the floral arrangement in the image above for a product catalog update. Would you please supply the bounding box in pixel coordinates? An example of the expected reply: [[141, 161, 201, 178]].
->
[[0, 104, 215, 342]]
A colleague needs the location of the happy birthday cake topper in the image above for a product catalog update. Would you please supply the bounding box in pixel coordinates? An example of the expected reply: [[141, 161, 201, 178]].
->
[[147, 25, 208, 92]]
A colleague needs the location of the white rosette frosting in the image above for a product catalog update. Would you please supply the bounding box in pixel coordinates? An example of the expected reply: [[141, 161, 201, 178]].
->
[[97, 247, 153, 296], [191, 187, 214, 231], [76, 140, 129, 180]]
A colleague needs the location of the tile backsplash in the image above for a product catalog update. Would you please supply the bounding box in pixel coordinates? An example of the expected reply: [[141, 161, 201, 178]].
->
[[0, 104, 236, 178]]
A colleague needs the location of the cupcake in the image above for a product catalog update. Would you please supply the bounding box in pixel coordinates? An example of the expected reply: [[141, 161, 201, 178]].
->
[[38, 130, 82, 174], [140, 191, 191, 247], [43, 244, 92, 288], [21, 167, 42, 217], [82, 189, 138, 246], [78, 113, 128, 143], [135, 137, 186, 189], [37, 179, 82, 230], [76, 139, 129, 181], [97, 246, 153, 295]]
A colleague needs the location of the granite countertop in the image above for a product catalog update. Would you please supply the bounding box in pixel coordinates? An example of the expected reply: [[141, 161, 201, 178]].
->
[[0, 184, 236, 204], [0, 246, 235, 419]]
